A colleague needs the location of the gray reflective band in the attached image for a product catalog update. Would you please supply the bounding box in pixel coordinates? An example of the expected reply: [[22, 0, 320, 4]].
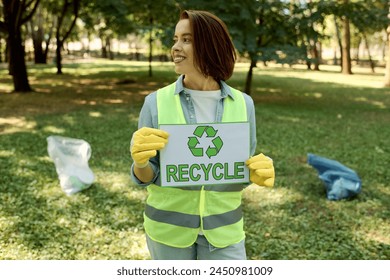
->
[[203, 206, 243, 230], [146, 204, 242, 230], [145, 204, 200, 228], [204, 184, 244, 192], [175, 186, 203, 191], [174, 185, 244, 192]]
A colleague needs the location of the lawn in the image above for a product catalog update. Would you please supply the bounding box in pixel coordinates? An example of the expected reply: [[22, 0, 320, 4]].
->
[[0, 59, 389, 259]]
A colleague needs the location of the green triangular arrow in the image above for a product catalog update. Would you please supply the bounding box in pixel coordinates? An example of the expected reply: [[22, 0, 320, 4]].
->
[[193, 126, 207, 137], [187, 136, 199, 148], [212, 136, 223, 151], [205, 126, 217, 137], [206, 147, 218, 158], [191, 147, 203, 157]]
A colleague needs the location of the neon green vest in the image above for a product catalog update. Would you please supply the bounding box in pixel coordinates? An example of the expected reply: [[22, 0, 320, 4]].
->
[[144, 82, 248, 248]]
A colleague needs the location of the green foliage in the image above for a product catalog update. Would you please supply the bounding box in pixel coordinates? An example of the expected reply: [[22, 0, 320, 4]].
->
[[0, 61, 389, 259], [80, 0, 135, 37], [348, 0, 388, 33], [128, 0, 178, 44]]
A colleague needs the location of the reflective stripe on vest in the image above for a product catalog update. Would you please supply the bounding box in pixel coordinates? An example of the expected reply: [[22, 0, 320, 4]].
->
[[144, 82, 247, 248]]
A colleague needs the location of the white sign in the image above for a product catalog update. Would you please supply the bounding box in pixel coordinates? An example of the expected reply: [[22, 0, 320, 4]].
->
[[159, 122, 250, 187]]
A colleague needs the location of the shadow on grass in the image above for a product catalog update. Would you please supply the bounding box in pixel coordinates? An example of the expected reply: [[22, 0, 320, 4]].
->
[[0, 106, 149, 259], [242, 182, 390, 260]]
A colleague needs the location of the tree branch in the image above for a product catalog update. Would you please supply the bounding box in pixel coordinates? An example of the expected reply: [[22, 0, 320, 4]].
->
[[56, 0, 70, 43], [21, 0, 41, 24], [0, 21, 7, 34], [14, 0, 25, 29], [59, 0, 80, 44]]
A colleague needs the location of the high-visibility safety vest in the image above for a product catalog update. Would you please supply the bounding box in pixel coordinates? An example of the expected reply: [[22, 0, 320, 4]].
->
[[144, 82, 248, 248]]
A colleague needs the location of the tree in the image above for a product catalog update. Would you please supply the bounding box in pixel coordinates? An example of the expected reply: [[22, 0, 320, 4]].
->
[[28, 0, 55, 64], [0, 2, 4, 63], [130, 0, 178, 77], [28, 4, 46, 63], [331, 0, 388, 75], [340, 0, 352, 74], [329, 0, 354, 73], [346, 0, 388, 74], [230, 0, 296, 94], [1, 0, 40, 92], [53, 0, 80, 74], [287, 0, 332, 71], [80, 0, 134, 60], [385, 1, 390, 87], [333, 14, 343, 66]]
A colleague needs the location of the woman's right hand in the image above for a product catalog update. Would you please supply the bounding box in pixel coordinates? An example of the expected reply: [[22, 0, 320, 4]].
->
[[130, 127, 169, 168]]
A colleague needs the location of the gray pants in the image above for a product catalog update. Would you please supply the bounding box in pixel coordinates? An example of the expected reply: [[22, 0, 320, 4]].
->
[[146, 234, 247, 260]]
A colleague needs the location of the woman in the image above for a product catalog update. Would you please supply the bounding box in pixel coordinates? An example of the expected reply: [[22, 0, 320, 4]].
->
[[130, 10, 275, 260]]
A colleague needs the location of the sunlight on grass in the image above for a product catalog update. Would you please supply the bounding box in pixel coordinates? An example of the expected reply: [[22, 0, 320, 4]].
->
[[304, 92, 323, 98], [0, 117, 37, 134], [275, 115, 301, 123], [365, 227, 390, 245], [247, 63, 387, 89], [89, 112, 102, 118], [354, 97, 386, 109], [43, 125, 66, 134], [0, 84, 13, 92]]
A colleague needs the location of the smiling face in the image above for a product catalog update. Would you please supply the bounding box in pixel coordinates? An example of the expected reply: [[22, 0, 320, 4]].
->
[[171, 19, 202, 78]]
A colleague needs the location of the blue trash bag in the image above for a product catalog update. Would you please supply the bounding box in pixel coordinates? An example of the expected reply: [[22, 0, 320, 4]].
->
[[307, 153, 362, 200]]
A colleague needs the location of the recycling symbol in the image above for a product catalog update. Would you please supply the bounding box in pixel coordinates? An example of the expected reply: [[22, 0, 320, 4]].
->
[[187, 125, 223, 158]]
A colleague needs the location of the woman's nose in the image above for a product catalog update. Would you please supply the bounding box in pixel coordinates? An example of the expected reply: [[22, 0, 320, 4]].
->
[[172, 41, 181, 51]]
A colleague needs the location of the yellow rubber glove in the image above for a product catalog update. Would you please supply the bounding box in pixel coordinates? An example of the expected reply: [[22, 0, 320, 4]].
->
[[130, 127, 169, 168], [246, 153, 275, 187]]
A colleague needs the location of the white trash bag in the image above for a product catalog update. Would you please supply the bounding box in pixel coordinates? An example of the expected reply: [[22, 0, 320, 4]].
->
[[47, 135, 94, 195]]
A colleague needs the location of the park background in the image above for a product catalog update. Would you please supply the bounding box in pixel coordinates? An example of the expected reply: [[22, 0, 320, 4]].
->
[[0, 0, 389, 260]]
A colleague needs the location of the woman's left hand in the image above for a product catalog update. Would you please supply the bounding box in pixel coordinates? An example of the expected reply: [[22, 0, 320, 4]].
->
[[246, 153, 275, 187]]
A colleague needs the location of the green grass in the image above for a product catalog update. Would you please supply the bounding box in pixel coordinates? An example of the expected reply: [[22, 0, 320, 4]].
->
[[0, 59, 389, 259]]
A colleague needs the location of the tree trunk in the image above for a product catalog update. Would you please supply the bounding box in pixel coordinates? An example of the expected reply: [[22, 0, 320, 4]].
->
[[5, 38, 9, 63], [362, 33, 375, 73], [333, 48, 338, 65], [43, 15, 55, 63], [307, 0, 320, 71], [355, 37, 361, 64], [334, 15, 343, 70], [5, 1, 32, 92], [385, 36, 390, 86], [244, 59, 256, 95], [341, 0, 352, 75], [0, 35, 3, 63], [56, 40, 63, 74], [148, 17, 153, 77], [306, 59, 311, 70], [55, 0, 80, 75], [8, 28, 32, 92], [3, 0, 40, 92], [101, 36, 107, 58], [312, 42, 320, 71], [384, 3, 390, 87], [29, 5, 47, 64], [106, 37, 114, 60], [33, 38, 46, 63]]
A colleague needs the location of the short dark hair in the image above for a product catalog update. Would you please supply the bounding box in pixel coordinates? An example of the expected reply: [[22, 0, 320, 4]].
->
[[180, 10, 236, 81]]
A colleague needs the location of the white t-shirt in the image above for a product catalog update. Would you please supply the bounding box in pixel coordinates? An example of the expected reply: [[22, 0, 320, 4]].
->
[[184, 87, 221, 123], [184, 87, 221, 235]]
